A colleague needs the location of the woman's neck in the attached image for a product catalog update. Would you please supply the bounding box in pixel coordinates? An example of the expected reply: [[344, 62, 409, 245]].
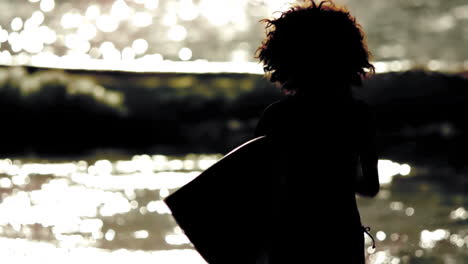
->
[[282, 79, 352, 98]]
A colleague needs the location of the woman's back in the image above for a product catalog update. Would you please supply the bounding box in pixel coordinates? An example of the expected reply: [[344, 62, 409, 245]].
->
[[254, 94, 373, 263]]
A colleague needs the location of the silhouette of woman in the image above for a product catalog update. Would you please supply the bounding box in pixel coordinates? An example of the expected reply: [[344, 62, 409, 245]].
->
[[254, 1, 379, 263]]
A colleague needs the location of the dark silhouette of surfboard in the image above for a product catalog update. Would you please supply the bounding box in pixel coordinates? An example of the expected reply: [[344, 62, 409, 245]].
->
[[164, 136, 276, 263]]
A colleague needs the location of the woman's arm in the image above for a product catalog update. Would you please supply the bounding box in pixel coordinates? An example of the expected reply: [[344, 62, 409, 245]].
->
[[356, 104, 380, 197], [357, 147, 380, 197]]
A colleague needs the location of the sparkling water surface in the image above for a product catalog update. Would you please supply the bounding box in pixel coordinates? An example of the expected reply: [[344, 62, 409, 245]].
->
[[0, 154, 466, 264]]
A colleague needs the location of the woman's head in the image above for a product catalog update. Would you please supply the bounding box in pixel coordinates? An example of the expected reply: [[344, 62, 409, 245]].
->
[[256, 0, 374, 93]]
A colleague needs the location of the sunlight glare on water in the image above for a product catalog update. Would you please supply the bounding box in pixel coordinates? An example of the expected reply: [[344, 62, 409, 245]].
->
[[377, 160, 411, 185], [0, 0, 465, 73], [0, 155, 465, 263], [419, 229, 450, 249], [0, 154, 212, 263], [0, 237, 206, 264]]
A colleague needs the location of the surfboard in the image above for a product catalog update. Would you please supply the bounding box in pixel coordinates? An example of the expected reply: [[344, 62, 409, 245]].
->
[[164, 136, 277, 263]]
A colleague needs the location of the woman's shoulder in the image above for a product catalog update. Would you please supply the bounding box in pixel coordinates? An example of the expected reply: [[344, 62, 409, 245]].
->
[[263, 95, 373, 115], [351, 98, 373, 115], [261, 97, 292, 115]]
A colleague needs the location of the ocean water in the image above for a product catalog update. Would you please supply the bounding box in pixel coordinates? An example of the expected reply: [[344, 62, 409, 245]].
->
[[0, 153, 466, 264]]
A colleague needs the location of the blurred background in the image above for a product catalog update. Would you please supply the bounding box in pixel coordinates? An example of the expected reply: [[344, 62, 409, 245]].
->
[[0, 0, 467, 263]]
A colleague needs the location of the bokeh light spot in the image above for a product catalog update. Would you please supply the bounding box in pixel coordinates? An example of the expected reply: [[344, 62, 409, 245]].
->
[[96, 15, 119, 33], [132, 39, 148, 55], [132, 12, 153, 27], [85, 5, 101, 20], [111, 0, 132, 20], [178, 0, 200, 21], [168, 25, 187, 41], [40, 0, 55, 12], [11, 17, 23, 32], [178, 47, 192, 61], [61, 13, 83, 29]]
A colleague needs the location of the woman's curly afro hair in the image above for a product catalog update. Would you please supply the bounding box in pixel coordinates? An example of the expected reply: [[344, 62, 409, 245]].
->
[[256, 0, 374, 90]]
